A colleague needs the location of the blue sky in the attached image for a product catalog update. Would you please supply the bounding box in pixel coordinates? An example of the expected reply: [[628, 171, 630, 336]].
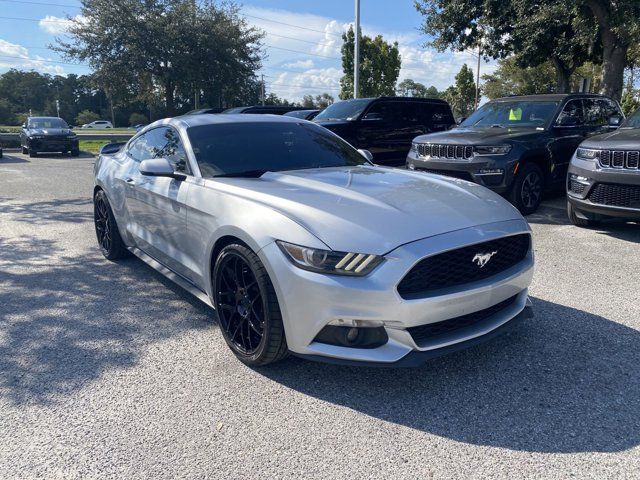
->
[[0, 0, 495, 102]]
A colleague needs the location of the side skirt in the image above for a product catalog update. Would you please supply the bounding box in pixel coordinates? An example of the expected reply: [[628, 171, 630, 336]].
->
[[128, 246, 214, 309]]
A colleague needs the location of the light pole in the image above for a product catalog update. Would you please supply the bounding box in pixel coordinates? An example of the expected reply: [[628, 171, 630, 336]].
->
[[474, 43, 481, 111], [354, 0, 360, 99]]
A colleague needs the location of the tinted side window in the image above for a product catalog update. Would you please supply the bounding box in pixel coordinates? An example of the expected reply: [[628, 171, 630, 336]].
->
[[426, 104, 455, 127], [557, 100, 585, 126], [144, 127, 191, 173], [363, 102, 419, 124], [598, 98, 622, 121], [583, 98, 606, 126], [127, 134, 148, 162]]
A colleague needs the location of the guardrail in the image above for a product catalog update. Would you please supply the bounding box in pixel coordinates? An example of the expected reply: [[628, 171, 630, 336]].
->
[[0, 132, 134, 142]]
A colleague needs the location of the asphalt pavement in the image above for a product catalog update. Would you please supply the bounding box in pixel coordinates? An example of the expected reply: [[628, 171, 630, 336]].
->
[[1, 152, 639, 479]]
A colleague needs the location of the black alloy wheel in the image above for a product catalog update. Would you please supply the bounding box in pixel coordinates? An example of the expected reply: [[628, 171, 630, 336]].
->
[[93, 190, 128, 260], [213, 244, 288, 366], [510, 163, 544, 215]]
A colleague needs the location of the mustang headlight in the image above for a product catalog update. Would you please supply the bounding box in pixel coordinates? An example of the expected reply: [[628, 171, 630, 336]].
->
[[576, 148, 599, 160], [277, 241, 384, 276], [475, 144, 512, 155]]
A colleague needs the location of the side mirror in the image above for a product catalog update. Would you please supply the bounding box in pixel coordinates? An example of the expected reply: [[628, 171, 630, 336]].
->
[[139, 158, 186, 181], [608, 115, 623, 129], [357, 149, 374, 162]]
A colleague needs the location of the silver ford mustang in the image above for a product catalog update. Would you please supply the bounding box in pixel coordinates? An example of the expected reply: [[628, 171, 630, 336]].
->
[[93, 114, 534, 367]]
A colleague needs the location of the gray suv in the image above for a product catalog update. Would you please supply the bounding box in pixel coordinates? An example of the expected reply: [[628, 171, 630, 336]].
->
[[567, 108, 640, 226], [407, 94, 623, 214]]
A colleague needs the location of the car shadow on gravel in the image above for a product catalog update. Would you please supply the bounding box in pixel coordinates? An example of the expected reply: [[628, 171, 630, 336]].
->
[[259, 297, 640, 454], [0, 155, 30, 164], [0, 244, 212, 407]]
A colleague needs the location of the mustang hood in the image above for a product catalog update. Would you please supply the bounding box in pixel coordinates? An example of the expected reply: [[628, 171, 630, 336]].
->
[[580, 127, 640, 150], [221, 166, 524, 255], [414, 127, 545, 145]]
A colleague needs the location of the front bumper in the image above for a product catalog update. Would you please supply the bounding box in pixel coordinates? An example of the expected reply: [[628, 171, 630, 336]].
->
[[28, 137, 79, 153], [567, 157, 640, 220], [406, 149, 517, 194], [259, 218, 534, 365]]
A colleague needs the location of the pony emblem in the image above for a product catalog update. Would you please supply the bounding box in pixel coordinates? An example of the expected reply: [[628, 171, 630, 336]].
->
[[472, 251, 498, 268]]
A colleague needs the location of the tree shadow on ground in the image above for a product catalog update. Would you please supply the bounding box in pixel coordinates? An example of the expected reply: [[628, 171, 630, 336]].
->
[[0, 155, 30, 164], [0, 196, 93, 224], [259, 297, 640, 454], [0, 240, 212, 407]]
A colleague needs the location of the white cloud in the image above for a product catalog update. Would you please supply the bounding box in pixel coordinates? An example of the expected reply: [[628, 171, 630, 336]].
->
[[38, 15, 83, 36], [0, 39, 65, 75], [283, 59, 315, 69]]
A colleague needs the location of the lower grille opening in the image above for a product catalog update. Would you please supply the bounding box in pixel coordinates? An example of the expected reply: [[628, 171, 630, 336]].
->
[[407, 295, 518, 346], [417, 168, 474, 182], [588, 183, 640, 208]]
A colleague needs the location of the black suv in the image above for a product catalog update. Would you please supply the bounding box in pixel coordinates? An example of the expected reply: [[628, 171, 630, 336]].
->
[[567, 107, 640, 226], [20, 116, 79, 157], [407, 94, 624, 214], [313, 96, 455, 166]]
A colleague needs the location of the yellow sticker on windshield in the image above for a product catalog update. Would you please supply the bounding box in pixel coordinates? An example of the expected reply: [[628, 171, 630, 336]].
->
[[509, 108, 522, 121]]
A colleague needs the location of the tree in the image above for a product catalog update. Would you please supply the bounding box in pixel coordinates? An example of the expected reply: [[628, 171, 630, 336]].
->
[[444, 65, 478, 118], [300, 93, 334, 108], [339, 27, 401, 99], [76, 110, 100, 126], [57, 0, 264, 114], [482, 58, 557, 99], [415, 1, 595, 93], [129, 112, 148, 126], [582, 0, 640, 100], [620, 90, 640, 116], [396, 79, 442, 98]]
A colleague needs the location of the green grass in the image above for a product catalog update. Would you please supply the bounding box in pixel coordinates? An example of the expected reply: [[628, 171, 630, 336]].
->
[[79, 140, 113, 154]]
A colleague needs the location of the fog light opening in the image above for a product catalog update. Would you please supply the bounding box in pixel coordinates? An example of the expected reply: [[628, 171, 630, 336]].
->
[[313, 325, 388, 349]]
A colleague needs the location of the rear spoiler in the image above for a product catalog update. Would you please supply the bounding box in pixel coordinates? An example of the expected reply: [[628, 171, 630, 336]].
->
[[99, 142, 127, 155]]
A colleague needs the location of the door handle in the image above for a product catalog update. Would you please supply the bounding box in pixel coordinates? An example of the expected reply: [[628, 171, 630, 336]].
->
[[125, 177, 137, 185]]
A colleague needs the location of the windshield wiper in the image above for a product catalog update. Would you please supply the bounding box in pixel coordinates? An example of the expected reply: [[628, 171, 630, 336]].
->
[[214, 169, 270, 178], [490, 124, 505, 128]]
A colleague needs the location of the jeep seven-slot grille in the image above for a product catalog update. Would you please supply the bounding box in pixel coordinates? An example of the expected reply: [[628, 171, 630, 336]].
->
[[417, 143, 474, 159], [407, 295, 518, 345], [397, 234, 531, 299], [588, 183, 640, 208], [599, 149, 640, 169]]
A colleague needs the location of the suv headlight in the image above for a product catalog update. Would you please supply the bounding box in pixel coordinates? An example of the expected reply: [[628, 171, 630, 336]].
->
[[30, 135, 45, 139], [576, 148, 599, 159], [277, 241, 384, 276], [411, 142, 418, 153], [475, 144, 512, 155]]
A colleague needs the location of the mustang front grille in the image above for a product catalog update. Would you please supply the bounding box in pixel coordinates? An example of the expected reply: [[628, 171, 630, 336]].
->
[[397, 234, 531, 299], [407, 295, 518, 346], [588, 183, 640, 208], [417, 143, 473, 160]]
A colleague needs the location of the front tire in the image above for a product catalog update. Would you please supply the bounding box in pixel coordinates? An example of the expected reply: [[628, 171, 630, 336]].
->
[[22, 146, 28, 154], [71, 148, 80, 157], [28, 149, 37, 158], [509, 163, 544, 215], [567, 201, 596, 228], [94, 189, 129, 260], [213, 244, 288, 366]]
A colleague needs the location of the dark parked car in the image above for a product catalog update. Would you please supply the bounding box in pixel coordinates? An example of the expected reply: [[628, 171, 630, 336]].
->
[[20, 116, 79, 157], [407, 94, 624, 214], [222, 105, 307, 115], [284, 109, 320, 120], [313, 97, 455, 166], [567, 107, 640, 226]]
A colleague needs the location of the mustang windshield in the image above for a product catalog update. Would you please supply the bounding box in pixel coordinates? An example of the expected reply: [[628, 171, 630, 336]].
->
[[622, 108, 640, 129], [28, 118, 68, 129], [188, 122, 369, 178], [461, 101, 558, 128], [314, 99, 370, 122]]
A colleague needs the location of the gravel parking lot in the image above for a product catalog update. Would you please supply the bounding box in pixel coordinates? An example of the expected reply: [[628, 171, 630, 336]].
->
[[1, 152, 639, 479]]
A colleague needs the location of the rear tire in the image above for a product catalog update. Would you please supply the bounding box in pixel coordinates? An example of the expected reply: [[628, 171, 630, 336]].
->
[[213, 244, 288, 366], [567, 201, 596, 228], [71, 148, 80, 157], [509, 163, 544, 215], [94, 189, 129, 260], [21, 146, 28, 154], [28, 149, 37, 158]]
